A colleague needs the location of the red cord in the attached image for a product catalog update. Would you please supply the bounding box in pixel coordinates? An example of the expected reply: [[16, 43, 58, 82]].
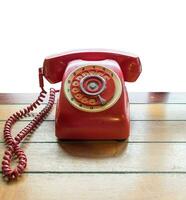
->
[[2, 88, 57, 181]]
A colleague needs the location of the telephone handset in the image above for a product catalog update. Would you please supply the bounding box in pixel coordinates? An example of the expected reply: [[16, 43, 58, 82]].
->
[[43, 50, 141, 84], [2, 50, 142, 180]]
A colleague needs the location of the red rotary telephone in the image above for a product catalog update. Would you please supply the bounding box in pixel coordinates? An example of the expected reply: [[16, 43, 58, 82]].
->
[[2, 50, 142, 180]]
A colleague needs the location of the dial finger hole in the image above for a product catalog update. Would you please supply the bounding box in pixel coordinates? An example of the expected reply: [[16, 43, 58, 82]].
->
[[72, 81, 80, 86], [75, 75, 83, 81], [89, 71, 97, 75], [74, 93, 83, 100], [81, 97, 88, 104], [103, 75, 110, 80], [97, 71, 104, 76], [88, 98, 97, 105], [71, 87, 80, 94], [82, 72, 89, 76]]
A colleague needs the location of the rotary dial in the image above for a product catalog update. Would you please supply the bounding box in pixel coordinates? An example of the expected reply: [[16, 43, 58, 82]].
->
[[64, 65, 122, 112]]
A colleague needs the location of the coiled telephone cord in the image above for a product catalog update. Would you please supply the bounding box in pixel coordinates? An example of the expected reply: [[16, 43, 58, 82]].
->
[[2, 88, 58, 181]]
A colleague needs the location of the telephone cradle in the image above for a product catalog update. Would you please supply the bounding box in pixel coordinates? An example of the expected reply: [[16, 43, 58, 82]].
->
[[2, 50, 142, 180]]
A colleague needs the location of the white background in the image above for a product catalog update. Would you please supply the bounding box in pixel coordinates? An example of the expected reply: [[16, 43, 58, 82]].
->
[[0, 0, 186, 93]]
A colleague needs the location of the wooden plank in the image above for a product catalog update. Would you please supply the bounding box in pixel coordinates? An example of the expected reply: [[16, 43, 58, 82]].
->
[[1, 174, 186, 200], [131, 104, 186, 120], [1, 92, 186, 104], [0, 93, 59, 104], [1, 143, 186, 172], [1, 121, 186, 142], [0, 121, 55, 142], [0, 104, 56, 120], [129, 92, 186, 104], [0, 104, 186, 121]]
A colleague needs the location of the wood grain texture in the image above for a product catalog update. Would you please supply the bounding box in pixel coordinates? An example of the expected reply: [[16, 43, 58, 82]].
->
[[1, 93, 186, 200], [1, 174, 186, 200], [1, 92, 186, 104], [1, 142, 186, 172], [1, 121, 186, 142], [0, 104, 186, 121]]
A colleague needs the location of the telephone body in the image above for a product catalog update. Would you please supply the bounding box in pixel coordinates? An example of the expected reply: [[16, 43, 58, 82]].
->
[[2, 50, 142, 180], [42, 50, 142, 140]]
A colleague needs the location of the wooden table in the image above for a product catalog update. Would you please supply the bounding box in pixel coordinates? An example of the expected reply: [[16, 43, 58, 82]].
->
[[1, 92, 186, 200]]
